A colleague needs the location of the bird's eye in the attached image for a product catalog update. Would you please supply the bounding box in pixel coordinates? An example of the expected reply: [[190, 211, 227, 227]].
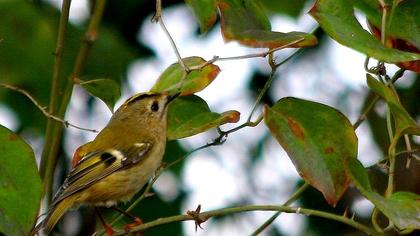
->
[[151, 101, 159, 112]]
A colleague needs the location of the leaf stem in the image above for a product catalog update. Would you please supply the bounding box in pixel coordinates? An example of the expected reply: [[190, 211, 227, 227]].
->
[[152, 0, 187, 72], [247, 45, 303, 122]]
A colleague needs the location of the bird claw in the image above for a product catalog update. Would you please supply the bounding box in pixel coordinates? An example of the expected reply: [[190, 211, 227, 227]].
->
[[124, 217, 143, 233], [104, 223, 115, 236]]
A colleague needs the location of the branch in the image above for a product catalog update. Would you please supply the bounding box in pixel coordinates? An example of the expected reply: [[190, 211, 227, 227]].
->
[[39, 0, 72, 187], [40, 0, 107, 201], [0, 83, 98, 133], [115, 204, 382, 236]]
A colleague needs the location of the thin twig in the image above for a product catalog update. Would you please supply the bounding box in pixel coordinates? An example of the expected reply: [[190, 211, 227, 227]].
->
[[403, 135, 413, 168], [247, 44, 304, 122], [353, 94, 380, 129], [188, 38, 305, 71], [116, 205, 382, 236], [250, 183, 310, 235], [152, 0, 187, 72], [0, 83, 97, 132]]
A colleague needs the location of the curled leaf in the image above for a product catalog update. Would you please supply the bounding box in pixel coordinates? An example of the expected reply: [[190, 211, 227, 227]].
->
[[218, 0, 317, 49], [151, 57, 220, 96], [309, 0, 420, 63]]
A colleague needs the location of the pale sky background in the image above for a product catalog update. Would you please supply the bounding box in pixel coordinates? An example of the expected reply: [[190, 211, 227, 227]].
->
[[0, 1, 418, 235]]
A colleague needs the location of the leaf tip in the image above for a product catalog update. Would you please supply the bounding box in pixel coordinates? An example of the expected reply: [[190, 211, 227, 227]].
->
[[224, 110, 240, 123]]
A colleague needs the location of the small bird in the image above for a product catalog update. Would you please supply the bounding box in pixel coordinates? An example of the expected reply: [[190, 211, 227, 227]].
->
[[33, 91, 178, 235]]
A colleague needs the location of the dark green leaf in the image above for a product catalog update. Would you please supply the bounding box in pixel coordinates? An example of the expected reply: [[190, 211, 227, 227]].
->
[[218, 0, 317, 48], [309, 0, 420, 63], [185, 0, 217, 33], [346, 157, 372, 191], [78, 78, 121, 112], [347, 158, 420, 231], [264, 97, 357, 206], [167, 95, 240, 140], [151, 57, 220, 96], [0, 125, 42, 236], [260, 0, 307, 18], [354, 0, 420, 49], [366, 74, 420, 150]]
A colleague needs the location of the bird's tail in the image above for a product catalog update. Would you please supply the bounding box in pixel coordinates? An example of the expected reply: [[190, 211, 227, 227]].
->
[[32, 195, 78, 235]]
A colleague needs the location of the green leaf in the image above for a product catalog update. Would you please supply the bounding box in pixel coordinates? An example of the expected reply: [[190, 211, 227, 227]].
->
[[309, 0, 420, 63], [185, 0, 217, 33], [347, 158, 420, 231], [260, 0, 307, 18], [151, 57, 220, 96], [218, 0, 317, 48], [264, 97, 358, 206], [167, 95, 240, 140], [78, 78, 121, 112], [0, 125, 42, 236], [366, 74, 420, 150], [354, 0, 420, 49]]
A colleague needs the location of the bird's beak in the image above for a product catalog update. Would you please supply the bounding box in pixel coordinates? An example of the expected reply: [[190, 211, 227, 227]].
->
[[166, 92, 181, 105]]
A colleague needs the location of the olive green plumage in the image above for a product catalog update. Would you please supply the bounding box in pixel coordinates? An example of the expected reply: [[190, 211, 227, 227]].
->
[[33, 92, 177, 235]]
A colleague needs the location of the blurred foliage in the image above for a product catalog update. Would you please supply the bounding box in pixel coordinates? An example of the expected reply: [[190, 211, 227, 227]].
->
[[0, 1, 134, 134]]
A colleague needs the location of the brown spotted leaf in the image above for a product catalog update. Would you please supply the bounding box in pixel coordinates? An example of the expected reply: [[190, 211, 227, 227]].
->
[[151, 57, 220, 96], [264, 97, 357, 206], [217, 0, 317, 49]]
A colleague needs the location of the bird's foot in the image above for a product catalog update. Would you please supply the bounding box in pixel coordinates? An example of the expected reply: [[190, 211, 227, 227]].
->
[[105, 223, 115, 236], [124, 217, 143, 233]]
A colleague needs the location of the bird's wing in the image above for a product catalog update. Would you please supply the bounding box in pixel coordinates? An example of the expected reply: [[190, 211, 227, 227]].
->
[[52, 142, 152, 204]]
